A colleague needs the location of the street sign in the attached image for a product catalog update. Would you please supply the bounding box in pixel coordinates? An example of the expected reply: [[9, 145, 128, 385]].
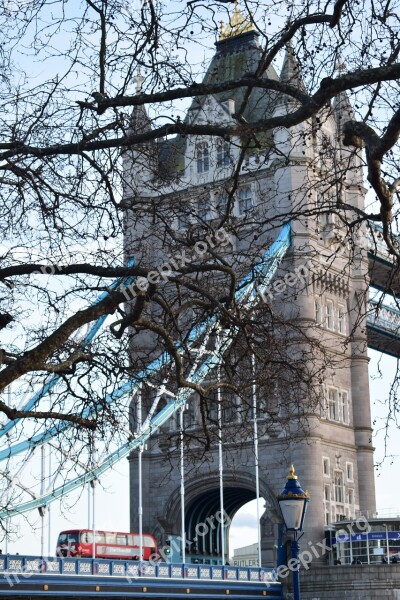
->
[[333, 531, 400, 543]]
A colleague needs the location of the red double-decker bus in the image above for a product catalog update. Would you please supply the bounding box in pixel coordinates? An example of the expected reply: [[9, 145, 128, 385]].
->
[[56, 529, 157, 560]]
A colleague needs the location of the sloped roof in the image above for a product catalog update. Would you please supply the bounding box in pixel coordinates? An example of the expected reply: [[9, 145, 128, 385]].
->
[[190, 30, 279, 124], [159, 30, 280, 176]]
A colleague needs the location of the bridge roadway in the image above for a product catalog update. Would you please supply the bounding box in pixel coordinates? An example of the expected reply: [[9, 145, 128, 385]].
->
[[0, 555, 282, 599]]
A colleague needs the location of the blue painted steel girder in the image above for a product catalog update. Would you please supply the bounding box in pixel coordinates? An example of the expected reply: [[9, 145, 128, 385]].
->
[[0, 226, 291, 520]]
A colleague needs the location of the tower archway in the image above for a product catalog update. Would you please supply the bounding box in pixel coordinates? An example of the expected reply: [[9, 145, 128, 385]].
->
[[162, 472, 280, 565], [185, 486, 256, 563]]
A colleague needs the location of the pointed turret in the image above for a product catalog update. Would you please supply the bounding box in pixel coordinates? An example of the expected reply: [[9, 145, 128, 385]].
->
[[333, 90, 355, 135], [272, 44, 311, 160], [332, 60, 363, 190], [333, 59, 355, 133], [279, 43, 306, 93], [123, 70, 157, 195], [130, 103, 152, 135], [129, 70, 152, 135]]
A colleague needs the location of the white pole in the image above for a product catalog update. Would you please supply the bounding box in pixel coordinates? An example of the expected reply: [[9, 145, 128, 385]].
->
[[252, 354, 261, 567], [138, 386, 143, 563], [87, 483, 91, 530], [5, 387, 10, 555], [40, 445, 45, 557], [47, 445, 51, 557], [217, 331, 225, 566], [91, 436, 96, 559], [385, 524, 390, 564], [91, 480, 96, 558], [180, 406, 186, 564], [349, 533, 353, 564]]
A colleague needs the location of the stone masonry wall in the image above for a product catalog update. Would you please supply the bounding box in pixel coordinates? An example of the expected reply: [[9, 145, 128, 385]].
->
[[283, 565, 400, 599]]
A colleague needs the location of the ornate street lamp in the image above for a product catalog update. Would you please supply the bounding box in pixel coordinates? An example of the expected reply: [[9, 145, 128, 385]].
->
[[277, 465, 310, 600]]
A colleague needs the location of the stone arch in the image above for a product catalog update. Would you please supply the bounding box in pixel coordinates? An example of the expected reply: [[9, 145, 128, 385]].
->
[[161, 470, 281, 563]]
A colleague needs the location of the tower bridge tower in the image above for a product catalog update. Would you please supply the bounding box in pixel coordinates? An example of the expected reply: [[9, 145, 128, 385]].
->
[[123, 16, 375, 566]]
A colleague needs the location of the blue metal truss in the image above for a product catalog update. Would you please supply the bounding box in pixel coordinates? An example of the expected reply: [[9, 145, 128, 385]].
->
[[0, 258, 136, 440], [0, 225, 291, 518]]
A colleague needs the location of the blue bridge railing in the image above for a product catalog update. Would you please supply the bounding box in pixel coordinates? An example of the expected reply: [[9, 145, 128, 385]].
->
[[0, 554, 276, 584], [367, 299, 400, 338]]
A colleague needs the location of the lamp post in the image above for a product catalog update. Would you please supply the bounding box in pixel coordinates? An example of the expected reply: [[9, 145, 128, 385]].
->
[[277, 465, 310, 600]]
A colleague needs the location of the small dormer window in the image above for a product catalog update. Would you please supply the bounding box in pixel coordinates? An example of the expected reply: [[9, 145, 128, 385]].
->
[[217, 140, 231, 167], [238, 186, 253, 214], [196, 143, 209, 173]]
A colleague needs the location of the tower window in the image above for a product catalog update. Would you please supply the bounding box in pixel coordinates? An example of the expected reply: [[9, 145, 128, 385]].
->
[[326, 300, 334, 330], [315, 298, 321, 324], [216, 192, 229, 213], [346, 462, 353, 481], [340, 391, 349, 424], [197, 143, 209, 173], [217, 140, 231, 167], [328, 388, 338, 421], [238, 186, 253, 214], [197, 197, 213, 220], [334, 471, 344, 503], [338, 304, 346, 334], [324, 484, 331, 501], [347, 488, 354, 505], [178, 215, 187, 230], [323, 457, 330, 476]]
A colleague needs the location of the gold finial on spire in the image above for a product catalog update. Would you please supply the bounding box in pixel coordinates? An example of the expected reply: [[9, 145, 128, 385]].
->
[[219, 0, 255, 40], [288, 464, 298, 480]]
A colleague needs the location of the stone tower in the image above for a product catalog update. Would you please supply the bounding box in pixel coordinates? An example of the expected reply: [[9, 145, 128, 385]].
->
[[123, 22, 376, 567]]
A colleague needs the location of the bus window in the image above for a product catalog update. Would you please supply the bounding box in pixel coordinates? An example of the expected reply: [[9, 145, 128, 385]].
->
[[58, 534, 68, 544], [106, 532, 116, 544], [81, 532, 93, 544], [127, 535, 134, 545], [95, 532, 105, 544], [116, 534, 127, 545]]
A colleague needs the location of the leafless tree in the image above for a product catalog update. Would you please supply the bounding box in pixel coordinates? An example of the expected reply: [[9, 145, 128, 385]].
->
[[0, 0, 399, 489]]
